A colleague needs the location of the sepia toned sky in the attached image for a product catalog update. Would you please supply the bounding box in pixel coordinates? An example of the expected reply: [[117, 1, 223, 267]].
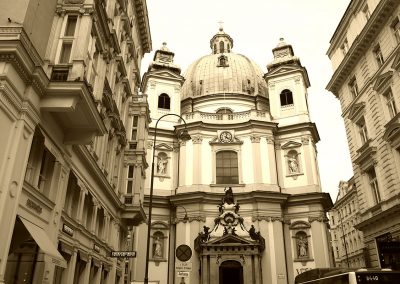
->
[[140, 0, 354, 201]]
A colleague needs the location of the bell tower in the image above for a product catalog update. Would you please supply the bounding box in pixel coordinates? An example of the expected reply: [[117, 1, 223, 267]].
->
[[264, 38, 311, 126], [141, 42, 184, 125]]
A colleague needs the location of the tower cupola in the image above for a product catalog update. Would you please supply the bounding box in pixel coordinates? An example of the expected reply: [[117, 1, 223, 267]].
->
[[210, 27, 233, 54]]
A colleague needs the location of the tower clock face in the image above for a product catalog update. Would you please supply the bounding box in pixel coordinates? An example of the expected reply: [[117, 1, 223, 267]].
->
[[220, 131, 233, 143]]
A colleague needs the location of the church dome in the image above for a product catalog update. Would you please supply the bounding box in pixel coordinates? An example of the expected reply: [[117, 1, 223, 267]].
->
[[181, 28, 268, 100]]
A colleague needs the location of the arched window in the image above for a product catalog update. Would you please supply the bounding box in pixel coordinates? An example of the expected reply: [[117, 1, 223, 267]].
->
[[213, 44, 217, 54], [295, 231, 308, 258], [216, 151, 238, 184], [280, 89, 293, 106], [158, 93, 170, 109], [219, 40, 224, 53], [227, 43, 230, 53], [216, 108, 233, 114], [152, 231, 164, 258]]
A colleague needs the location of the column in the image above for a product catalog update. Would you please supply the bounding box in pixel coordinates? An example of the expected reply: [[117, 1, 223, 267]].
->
[[91, 200, 99, 234], [93, 263, 102, 284], [0, 99, 37, 284], [251, 135, 262, 184], [178, 141, 187, 187], [61, 249, 78, 284], [80, 256, 92, 284], [192, 136, 202, 185], [104, 213, 110, 243], [76, 181, 88, 224]]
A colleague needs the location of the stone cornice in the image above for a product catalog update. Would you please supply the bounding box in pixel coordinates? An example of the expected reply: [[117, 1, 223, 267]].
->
[[326, 0, 398, 95]]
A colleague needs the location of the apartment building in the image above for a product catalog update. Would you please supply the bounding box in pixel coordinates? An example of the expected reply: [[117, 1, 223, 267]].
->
[[0, 0, 151, 283], [326, 0, 400, 270], [329, 178, 366, 268]]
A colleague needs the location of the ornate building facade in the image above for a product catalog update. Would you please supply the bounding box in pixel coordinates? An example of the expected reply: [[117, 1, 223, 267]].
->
[[0, 0, 151, 283], [329, 178, 366, 268], [132, 28, 334, 284], [326, 0, 400, 270]]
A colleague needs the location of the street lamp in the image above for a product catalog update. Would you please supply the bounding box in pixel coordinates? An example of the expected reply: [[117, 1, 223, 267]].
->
[[175, 205, 189, 223], [144, 114, 191, 284], [337, 210, 350, 267]]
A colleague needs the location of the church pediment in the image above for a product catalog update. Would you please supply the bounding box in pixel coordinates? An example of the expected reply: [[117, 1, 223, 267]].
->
[[348, 102, 366, 122], [155, 143, 173, 151], [208, 234, 253, 245], [281, 141, 302, 149], [266, 64, 302, 76], [373, 71, 393, 92], [149, 69, 184, 80]]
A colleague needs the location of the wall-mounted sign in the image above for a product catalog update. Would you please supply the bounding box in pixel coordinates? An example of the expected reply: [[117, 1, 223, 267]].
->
[[175, 262, 192, 272], [110, 251, 137, 258], [177, 271, 189, 277], [93, 244, 100, 253], [26, 199, 42, 214], [62, 224, 74, 236], [176, 244, 192, 262]]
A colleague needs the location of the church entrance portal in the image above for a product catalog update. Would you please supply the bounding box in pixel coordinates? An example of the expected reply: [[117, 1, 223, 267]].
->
[[219, 260, 243, 284]]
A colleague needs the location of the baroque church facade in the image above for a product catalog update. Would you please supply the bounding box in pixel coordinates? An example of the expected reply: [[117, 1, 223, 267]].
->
[[133, 28, 334, 284]]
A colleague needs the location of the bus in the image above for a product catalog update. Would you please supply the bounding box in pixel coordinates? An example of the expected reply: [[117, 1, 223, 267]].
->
[[294, 268, 400, 284]]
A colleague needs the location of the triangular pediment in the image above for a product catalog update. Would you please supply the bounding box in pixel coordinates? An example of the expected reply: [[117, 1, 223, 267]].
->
[[208, 234, 253, 246], [348, 102, 366, 121], [149, 69, 184, 81], [265, 65, 310, 87], [281, 141, 302, 149], [373, 71, 393, 92], [155, 143, 173, 151], [266, 64, 302, 76]]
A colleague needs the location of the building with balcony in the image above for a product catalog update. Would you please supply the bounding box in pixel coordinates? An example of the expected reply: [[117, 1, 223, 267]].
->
[[0, 0, 151, 283], [329, 178, 366, 268], [326, 0, 400, 270], [131, 28, 334, 284]]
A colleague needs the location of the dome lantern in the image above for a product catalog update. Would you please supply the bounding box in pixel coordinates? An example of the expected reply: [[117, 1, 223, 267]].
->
[[209, 26, 234, 54]]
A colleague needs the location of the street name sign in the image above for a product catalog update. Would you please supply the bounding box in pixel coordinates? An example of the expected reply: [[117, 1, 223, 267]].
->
[[110, 251, 137, 258], [177, 271, 190, 277]]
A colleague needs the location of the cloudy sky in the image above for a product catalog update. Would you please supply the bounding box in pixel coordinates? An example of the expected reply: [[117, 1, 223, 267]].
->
[[140, 0, 354, 200]]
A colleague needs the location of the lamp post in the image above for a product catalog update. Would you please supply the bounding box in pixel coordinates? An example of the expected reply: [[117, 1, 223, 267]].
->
[[144, 114, 191, 284], [337, 210, 350, 267]]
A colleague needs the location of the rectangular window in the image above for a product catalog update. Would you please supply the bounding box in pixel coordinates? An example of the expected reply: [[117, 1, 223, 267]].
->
[[367, 168, 381, 204], [349, 76, 359, 98], [357, 117, 368, 145], [59, 43, 72, 64], [373, 44, 384, 67], [131, 116, 138, 141], [392, 18, 400, 43], [384, 89, 397, 119], [216, 151, 239, 184], [64, 16, 77, 36], [126, 165, 134, 194]]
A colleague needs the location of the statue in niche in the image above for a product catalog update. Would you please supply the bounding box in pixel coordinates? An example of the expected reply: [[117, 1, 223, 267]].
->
[[157, 157, 167, 174], [297, 235, 308, 257], [288, 156, 299, 173], [153, 236, 163, 258]]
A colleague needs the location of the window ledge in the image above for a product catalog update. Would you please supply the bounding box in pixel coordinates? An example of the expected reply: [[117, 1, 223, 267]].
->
[[210, 184, 245, 187], [294, 258, 314, 262]]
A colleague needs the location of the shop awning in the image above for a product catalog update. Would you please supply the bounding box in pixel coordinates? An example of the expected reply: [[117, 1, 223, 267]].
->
[[19, 217, 67, 268]]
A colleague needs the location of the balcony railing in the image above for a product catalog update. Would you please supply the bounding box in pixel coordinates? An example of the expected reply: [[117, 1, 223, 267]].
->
[[183, 109, 270, 123]]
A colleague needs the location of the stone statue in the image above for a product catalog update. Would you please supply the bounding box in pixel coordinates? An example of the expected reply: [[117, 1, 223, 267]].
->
[[288, 156, 299, 173], [198, 226, 211, 243], [157, 157, 167, 174], [222, 187, 234, 205], [153, 236, 163, 257], [297, 235, 308, 257]]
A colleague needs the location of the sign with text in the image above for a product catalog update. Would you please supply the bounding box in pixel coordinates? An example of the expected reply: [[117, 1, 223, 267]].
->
[[177, 271, 190, 277], [110, 251, 137, 258], [175, 261, 192, 272]]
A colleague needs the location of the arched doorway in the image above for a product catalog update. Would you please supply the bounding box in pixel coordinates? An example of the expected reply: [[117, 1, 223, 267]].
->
[[219, 260, 243, 284]]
